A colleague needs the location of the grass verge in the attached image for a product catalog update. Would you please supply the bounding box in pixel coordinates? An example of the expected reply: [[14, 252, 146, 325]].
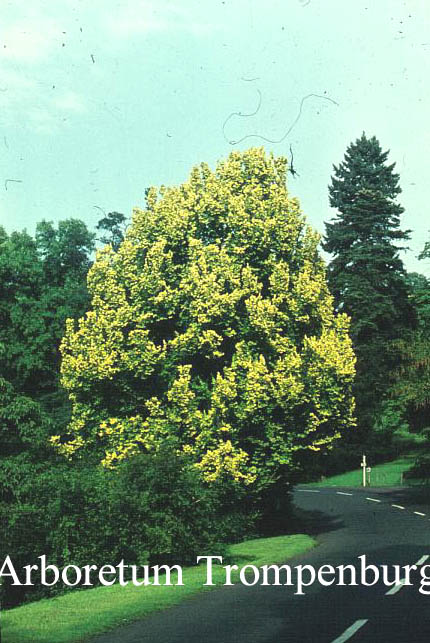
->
[[304, 456, 415, 488], [2, 534, 315, 643]]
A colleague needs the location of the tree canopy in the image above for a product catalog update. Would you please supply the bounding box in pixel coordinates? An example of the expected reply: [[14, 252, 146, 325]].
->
[[394, 271, 430, 428], [0, 219, 95, 434], [53, 148, 356, 488], [323, 133, 415, 434], [95, 211, 128, 251]]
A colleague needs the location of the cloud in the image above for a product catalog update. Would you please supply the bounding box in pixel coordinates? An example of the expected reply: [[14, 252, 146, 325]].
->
[[0, 2, 90, 132], [1, 22, 60, 63], [54, 90, 85, 113], [0, 0, 217, 133], [104, 0, 219, 39], [0, 67, 86, 134]]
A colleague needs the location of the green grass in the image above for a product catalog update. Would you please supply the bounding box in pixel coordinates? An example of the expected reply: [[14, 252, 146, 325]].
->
[[2, 534, 315, 643], [305, 456, 414, 488]]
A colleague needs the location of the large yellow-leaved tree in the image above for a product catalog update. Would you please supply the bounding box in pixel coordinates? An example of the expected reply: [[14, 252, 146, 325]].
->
[[53, 148, 355, 489]]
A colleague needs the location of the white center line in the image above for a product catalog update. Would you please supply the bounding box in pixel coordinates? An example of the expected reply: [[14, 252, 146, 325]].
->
[[415, 555, 429, 566], [414, 511, 426, 517], [386, 579, 407, 596], [297, 489, 320, 493], [331, 619, 368, 643], [386, 555, 429, 595], [366, 497, 381, 503], [336, 491, 353, 496], [392, 504, 404, 510]]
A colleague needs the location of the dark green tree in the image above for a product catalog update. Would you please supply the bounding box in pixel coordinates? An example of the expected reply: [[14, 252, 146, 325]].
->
[[394, 264, 430, 478], [36, 219, 95, 285], [393, 269, 430, 428], [96, 211, 127, 251], [0, 373, 50, 458], [0, 228, 45, 394], [323, 133, 416, 436], [0, 221, 95, 408]]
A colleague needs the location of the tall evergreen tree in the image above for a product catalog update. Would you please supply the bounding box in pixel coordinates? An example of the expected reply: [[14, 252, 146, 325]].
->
[[323, 133, 416, 436]]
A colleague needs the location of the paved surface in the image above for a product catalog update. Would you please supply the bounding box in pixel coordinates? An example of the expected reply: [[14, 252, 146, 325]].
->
[[89, 486, 430, 642]]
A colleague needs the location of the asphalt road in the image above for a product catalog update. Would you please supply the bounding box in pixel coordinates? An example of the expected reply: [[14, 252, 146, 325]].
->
[[89, 485, 430, 643]]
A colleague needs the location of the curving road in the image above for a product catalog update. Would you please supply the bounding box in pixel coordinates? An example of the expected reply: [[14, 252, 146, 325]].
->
[[89, 486, 430, 643]]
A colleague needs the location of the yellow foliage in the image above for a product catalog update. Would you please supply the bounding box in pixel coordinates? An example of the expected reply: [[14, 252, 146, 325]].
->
[[55, 148, 356, 487]]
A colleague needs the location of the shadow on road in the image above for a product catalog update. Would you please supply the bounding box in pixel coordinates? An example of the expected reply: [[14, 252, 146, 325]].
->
[[291, 506, 344, 537]]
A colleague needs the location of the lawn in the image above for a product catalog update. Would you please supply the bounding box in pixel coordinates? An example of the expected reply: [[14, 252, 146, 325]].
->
[[305, 456, 415, 488], [2, 534, 316, 643]]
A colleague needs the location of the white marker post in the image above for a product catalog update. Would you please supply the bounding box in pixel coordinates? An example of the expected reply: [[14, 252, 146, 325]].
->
[[361, 455, 367, 488]]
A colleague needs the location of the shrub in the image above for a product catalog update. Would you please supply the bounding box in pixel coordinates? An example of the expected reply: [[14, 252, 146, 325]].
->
[[0, 448, 252, 607]]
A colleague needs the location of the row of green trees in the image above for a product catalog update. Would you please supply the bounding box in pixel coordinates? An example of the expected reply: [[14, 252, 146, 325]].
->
[[1, 140, 429, 607]]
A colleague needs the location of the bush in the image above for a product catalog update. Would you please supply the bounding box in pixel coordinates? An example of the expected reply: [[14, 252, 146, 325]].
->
[[0, 448, 253, 608], [404, 451, 430, 481]]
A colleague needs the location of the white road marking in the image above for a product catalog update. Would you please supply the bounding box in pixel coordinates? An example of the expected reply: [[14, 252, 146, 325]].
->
[[331, 619, 368, 642], [297, 489, 320, 493], [386, 556, 428, 595], [414, 511, 426, 517], [366, 497, 381, 503], [337, 491, 353, 496], [386, 579, 407, 596], [415, 555, 429, 566], [392, 504, 405, 510]]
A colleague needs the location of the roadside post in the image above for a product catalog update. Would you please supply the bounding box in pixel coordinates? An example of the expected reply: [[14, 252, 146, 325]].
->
[[361, 455, 367, 487]]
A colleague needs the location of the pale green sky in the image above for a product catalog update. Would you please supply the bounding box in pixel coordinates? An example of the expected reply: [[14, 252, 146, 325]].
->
[[1, 0, 429, 273]]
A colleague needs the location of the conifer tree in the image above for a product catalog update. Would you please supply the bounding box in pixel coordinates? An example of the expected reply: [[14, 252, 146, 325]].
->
[[323, 133, 415, 435]]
